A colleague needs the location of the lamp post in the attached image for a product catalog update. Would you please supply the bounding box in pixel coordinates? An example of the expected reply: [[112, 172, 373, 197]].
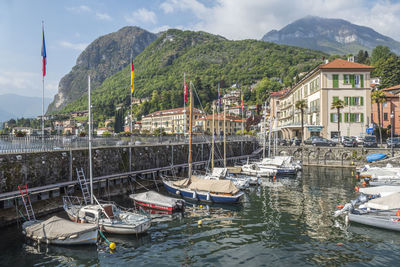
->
[[391, 111, 394, 157]]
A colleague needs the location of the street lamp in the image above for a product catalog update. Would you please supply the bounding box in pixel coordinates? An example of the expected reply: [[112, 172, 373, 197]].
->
[[391, 111, 394, 157]]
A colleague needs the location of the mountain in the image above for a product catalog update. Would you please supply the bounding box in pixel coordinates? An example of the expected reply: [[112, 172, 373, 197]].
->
[[47, 26, 157, 113], [262, 16, 400, 55], [57, 29, 327, 120], [0, 94, 51, 122]]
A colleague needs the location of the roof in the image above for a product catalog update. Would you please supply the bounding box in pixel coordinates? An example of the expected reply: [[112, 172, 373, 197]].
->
[[143, 107, 205, 118], [382, 84, 400, 91], [270, 88, 289, 97], [319, 58, 374, 69]]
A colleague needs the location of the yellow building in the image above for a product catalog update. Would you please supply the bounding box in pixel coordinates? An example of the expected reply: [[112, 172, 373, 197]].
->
[[195, 114, 244, 135], [141, 107, 206, 134]]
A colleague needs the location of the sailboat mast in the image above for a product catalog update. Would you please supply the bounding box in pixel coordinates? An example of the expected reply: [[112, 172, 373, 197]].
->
[[263, 102, 267, 158], [188, 82, 193, 179], [224, 104, 227, 168], [88, 75, 93, 205], [211, 104, 215, 171]]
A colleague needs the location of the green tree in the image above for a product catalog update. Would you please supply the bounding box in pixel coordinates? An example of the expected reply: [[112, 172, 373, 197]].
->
[[371, 45, 393, 66], [371, 90, 386, 145], [295, 100, 308, 145], [331, 99, 345, 143], [374, 56, 400, 88]]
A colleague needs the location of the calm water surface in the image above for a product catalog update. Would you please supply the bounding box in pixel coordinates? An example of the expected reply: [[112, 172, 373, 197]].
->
[[1, 166, 400, 266]]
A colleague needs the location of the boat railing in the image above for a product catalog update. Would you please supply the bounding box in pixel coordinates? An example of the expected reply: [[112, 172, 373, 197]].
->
[[62, 195, 85, 208]]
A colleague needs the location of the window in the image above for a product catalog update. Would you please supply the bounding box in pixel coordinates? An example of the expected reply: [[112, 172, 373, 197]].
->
[[343, 74, 350, 84], [354, 75, 360, 88], [384, 102, 387, 107], [346, 113, 364, 123], [345, 97, 364, 106], [330, 113, 342, 123], [333, 74, 339, 88], [384, 113, 388, 121]]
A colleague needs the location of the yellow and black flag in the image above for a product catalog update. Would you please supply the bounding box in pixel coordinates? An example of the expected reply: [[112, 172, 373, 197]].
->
[[131, 60, 135, 94]]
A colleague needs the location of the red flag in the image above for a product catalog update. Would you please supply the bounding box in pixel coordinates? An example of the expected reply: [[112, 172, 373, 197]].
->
[[41, 24, 47, 77], [241, 94, 244, 111], [184, 73, 188, 103]]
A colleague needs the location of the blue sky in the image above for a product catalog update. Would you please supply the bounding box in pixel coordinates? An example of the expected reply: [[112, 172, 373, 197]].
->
[[1, 0, 400, 100]]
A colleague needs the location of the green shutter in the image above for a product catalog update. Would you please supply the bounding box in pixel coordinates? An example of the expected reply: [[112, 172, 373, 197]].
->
[[361, 113, 364, 123], [345, 97, 348, 106], [350, 113, 355, 122], [333, 74, 339, 88], [352, 97, 355, 106], [360, 74, 364, 88], [360, 97, 364, 106], [350, 75, 355, 87], [344, 113, 349, 122], [339, 113, 342, 123], [330, 113, 334, 122]]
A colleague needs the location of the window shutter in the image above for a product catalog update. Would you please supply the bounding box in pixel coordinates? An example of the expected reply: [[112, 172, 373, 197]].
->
[[330, 113, 333, 122], [344, 97, 348, 105], [352, 97, 355, 106], [350, 75, 355, 87], [361, 113, 364, 123], [360, 75, 364, 88], [344, 113, 349, 122], [333, 75, 339, 88], [350, 113, 355, 122], [339, 113, 342, 123], [360, 97, 364, 106]]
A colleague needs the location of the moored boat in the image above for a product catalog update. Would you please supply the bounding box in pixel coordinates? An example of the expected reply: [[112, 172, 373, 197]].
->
[[22, 216, 98, 245], [129, 190, 185, 212]]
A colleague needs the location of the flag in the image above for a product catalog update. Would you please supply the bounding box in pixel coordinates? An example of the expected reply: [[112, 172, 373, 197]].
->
[[41, 24, 47, 77], [184, 73, 188, 103], [241, 94, 244, 111], [131, 59, 134, 94]]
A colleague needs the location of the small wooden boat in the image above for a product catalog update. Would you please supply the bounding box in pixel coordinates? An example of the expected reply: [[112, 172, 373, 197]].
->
[[22, 216, 98, 245], [129, 191, 185, 212]]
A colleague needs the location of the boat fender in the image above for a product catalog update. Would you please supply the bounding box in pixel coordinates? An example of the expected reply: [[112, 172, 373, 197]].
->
[[397, 210, 400, 217], [22, 230, 26, 235], [206, 192, 211, 201], [58, 236, 66, 240], [69, 234, 78, 239], [193, 191, 197, 199], [46, 239, 50, 244], [345, 215, 349, 226], [257, 178, 261, 185], [176, 190, 180, 196], [354, 186, 359, 193]]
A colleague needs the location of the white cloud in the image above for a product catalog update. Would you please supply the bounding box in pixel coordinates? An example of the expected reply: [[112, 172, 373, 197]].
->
[[125, 8, 157, 25], [96, 12, 112, 21], [0, 71, 36, 90], [159, 0, 400, 41], [66, 5, 92, 13], [59, 41, 88, 51]]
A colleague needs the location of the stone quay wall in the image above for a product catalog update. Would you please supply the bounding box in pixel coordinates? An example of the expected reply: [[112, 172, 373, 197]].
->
[[0, 140, 257, 194]]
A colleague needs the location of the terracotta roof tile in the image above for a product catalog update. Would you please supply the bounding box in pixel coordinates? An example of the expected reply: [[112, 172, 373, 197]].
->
[[382, 84, 400, 91], [319, 58, 374, 69]]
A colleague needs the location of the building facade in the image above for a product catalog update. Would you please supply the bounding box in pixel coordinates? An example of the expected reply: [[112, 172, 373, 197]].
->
[[141, 107, 206, 134], [270, 59, 374, 139], [371, 85, 400, 135], [195, 114, 244, 135]]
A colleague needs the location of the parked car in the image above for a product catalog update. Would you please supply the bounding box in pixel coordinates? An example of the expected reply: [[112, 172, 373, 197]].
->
[[291, 138, 301, 146], [304, 136, 319, 145], [386, 137, 400, 148], [342, 137, 358, 147], [354, 136, 364, 145], [311, 137, 336, 147], [363, 135, 378, 148]]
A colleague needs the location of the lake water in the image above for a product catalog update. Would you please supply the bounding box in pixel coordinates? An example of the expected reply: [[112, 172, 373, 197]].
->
[[1, 166, 400, 266]]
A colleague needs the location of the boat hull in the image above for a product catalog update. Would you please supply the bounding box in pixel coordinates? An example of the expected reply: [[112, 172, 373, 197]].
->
[[348, 213, 400, 232], [101, 220, 151, 234], [163, 181, 243, 204]]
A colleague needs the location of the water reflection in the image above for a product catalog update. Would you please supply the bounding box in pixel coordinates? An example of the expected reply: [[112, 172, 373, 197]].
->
[[2, 167, 400, 266]]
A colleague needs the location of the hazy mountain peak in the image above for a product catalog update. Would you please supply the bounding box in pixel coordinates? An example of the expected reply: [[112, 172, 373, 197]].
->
[[262, 16, 400, 55]]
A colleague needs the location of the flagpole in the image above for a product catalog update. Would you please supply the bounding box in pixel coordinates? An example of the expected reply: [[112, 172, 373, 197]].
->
[[41, 21, 45, 147], [184, 73, 186, 136], [130, 55, 133, 133]]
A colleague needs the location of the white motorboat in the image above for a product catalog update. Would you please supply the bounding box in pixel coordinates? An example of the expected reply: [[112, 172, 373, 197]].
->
[[240, 163, 276, 177], [256, 156, 301, 175], [359, 185, 400, 197], [22, 216, 98, 245], [63, 197, 151, 235], [129, 190, 185, 213], [359, 164, 400, 180]]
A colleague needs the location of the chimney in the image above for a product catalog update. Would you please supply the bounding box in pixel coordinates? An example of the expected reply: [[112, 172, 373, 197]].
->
[[324, 59, 329, 64], [348, 56, 354, 62]]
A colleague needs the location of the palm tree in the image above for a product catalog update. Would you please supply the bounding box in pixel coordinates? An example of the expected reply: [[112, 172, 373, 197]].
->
[[331, 99, 345, 143], [371, 90, 386, 146], [295, 100, 308, 145]]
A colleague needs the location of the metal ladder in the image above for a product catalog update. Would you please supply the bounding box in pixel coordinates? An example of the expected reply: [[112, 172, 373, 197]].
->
[[18, 185, 36, 221], [76, 168, 91, 204]]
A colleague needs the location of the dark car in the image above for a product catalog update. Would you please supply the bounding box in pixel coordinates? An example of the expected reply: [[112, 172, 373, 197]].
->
[[343, 137, 358, 147], [311, 137, 337, 147], [386, 137, 400, 148], [291, 138, 301, 146], [304, 136, 319, 145], [363, 135, 378, 148]]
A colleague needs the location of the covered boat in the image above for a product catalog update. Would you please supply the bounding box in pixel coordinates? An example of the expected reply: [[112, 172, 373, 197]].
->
[[129, 191, 185, 212], [22, 216, 98, 245], [163, 176, 244, 203]]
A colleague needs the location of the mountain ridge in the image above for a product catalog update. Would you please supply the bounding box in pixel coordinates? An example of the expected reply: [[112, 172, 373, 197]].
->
[[262, 16, 400, 55]]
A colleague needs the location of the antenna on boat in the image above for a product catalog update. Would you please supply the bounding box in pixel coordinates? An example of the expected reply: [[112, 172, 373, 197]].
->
[[88, 75, 94, 205], [188, 81, 193, 180], [224, 103, 227, 168], [212, 104, 215, 172]]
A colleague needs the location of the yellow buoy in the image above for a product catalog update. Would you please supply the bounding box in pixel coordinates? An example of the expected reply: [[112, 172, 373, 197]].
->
[[198, 220, 203, 226], [109, 242, 116, 250], [199, 205, 203, 208]]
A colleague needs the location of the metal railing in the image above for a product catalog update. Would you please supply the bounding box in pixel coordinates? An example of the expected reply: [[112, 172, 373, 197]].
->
[[0, 134, 257, 154]]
